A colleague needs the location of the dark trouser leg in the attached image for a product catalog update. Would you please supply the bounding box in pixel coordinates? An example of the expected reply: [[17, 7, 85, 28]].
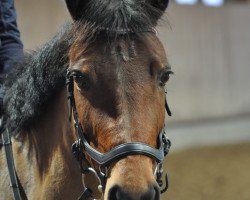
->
[[0, 0, 23, 115]]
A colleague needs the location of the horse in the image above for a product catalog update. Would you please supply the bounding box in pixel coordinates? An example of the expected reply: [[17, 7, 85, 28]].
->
[[0, 0, 173, 199]]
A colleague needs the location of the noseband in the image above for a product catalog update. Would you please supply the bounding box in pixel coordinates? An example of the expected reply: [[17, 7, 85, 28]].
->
[[1, 67, 172, 200], [66, 68, 172, 200]]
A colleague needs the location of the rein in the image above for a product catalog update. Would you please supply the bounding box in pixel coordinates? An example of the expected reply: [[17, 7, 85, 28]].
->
[[0, 120, 28, 200], [66, 69, 172, 200]]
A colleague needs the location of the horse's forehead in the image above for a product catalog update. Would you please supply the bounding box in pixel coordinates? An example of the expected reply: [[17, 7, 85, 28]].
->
[[79, 34, 166, 72], [108, 34, 166, 62]]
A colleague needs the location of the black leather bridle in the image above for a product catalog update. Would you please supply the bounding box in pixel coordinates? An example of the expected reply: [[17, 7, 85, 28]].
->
[[1, 68, 171, 200], [66, 69, 172, 200]]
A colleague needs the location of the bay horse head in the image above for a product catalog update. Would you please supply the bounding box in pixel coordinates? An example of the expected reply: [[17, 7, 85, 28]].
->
[[1, 1, 172, 200], [65, 0, 172, 199]]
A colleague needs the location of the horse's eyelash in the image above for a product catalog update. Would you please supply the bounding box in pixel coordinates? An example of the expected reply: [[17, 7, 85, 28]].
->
[[72, 70, 83, 77], [164, 66, 174, 74]]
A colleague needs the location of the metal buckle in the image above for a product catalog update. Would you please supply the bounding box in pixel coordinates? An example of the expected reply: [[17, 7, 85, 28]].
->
[[155, 163, 164, 187], [155, 162, 169, 194], [82, 167, 103, 199], [72, 140, 83, 162], [72, 139, 104, 199], [162, 133, 171, 156]]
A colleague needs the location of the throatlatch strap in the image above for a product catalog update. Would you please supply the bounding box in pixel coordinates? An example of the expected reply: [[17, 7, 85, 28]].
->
[[2, 129, 22, 200]]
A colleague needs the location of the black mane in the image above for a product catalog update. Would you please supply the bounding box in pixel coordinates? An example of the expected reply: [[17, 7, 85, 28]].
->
[[4, 21, 122, 135], [4, 24, 74, 134]]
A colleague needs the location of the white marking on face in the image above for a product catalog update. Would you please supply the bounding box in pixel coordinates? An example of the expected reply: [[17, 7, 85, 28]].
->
[[70, 58, 88, 70]]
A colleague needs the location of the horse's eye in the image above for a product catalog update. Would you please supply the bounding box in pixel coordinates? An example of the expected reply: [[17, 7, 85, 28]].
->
[[159, 68, 173, 86], [73, 71, 91, 90]]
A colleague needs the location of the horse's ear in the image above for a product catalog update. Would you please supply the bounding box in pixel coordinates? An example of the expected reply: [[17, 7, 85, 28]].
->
[[65, 0, 88, 20], [150, 0, 169, 12]]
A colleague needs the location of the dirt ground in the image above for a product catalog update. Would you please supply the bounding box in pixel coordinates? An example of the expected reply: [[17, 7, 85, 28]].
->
[[161, 143, 250, 200]]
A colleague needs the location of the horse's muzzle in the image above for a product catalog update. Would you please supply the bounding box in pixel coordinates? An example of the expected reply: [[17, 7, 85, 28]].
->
[[108, 184, 160, 200]]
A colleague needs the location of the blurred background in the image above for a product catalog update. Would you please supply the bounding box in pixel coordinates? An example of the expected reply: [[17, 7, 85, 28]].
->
[[15, 0, 250, 199]]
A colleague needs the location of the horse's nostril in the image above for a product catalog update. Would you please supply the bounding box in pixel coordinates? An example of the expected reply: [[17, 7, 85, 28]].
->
[[108, 185, 130, 200], [108, 185, 160, 200], [141, 185, 160, 200]]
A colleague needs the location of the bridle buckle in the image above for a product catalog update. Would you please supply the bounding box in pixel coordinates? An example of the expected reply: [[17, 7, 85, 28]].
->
[[162, 133, 171, 156]]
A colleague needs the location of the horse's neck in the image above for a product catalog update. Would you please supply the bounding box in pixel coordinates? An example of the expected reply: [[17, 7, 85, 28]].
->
[[12, 89, 82, 199]]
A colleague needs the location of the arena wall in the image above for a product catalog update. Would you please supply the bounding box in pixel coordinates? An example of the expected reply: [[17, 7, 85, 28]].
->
[[15, 0, 250, 122]]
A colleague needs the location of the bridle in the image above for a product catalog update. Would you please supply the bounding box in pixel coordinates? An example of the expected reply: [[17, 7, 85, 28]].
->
[[66, 69, 172, 200], [1, 69, 171, 200], [2, 29, 172, 200]]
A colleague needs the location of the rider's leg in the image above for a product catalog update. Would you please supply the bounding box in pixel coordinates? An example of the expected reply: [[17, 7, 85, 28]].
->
[[0, 0, 23, 115]]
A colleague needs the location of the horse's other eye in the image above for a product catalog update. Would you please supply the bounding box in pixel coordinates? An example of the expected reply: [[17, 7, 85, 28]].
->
[[159, 68, 173, 86], [72, 71, 91, 90]]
